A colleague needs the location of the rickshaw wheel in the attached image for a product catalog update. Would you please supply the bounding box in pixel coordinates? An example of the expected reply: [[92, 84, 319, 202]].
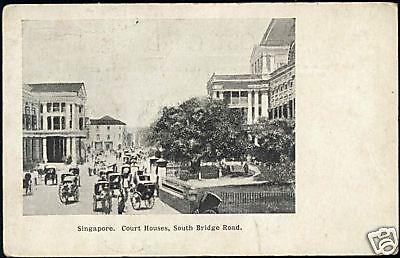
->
[[103, 198, 112, 214], [75, 189, 80, 202], [144, 197, 155, 209], [131, 193, 141, 210], [58, 187, 66, 203], [93, 197, 97, 212]]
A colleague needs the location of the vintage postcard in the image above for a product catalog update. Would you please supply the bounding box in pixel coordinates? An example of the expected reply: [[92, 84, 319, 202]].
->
[[2, 3, 398, 256]]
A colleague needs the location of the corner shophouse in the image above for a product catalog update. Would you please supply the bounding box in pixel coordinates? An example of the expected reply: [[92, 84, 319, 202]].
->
[[22, 83, 87, 168], [88, 115, 127, 153]]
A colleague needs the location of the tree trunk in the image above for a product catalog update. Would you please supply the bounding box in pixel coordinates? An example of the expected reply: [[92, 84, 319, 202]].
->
[[190, 157, 201, 179]]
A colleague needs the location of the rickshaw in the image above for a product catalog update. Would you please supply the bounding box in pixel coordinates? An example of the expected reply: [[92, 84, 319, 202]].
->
[[98, 168, 107, 180], [122, 156, 131, 165], [193, 192, 222, 214], [23, 171, 33, 195], [106, 170, 116, 181], [69, 166, 81, 186], [58, 173, 79, 204], [44, 166, 58, 185], [108, 173, 122, 198], [130, 155, 138, 165], [130, 171, 156, 210], [107, 163, 117, 173], [93, 180, 112, 214], [36, 163, 47, 179]]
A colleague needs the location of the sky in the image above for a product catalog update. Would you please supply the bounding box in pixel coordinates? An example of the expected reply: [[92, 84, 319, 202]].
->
[[23, 19, 270, 128]]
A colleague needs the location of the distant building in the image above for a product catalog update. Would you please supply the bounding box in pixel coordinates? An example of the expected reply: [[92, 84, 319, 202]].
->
[[126, 132, 134, 148], [88, 115, 127, 152], [23, 82, 87, 168], [207, 18, 295, 125]]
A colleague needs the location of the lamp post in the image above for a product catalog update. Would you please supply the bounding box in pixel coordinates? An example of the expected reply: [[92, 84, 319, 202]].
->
[[156, 158, 167, 195]]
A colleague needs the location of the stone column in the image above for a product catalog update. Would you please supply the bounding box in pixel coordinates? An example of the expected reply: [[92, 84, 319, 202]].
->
[[262, 54, 268, 74], [219, 92, 224, 100], [254, 91, 259, 122], [42, 102, 47, 131], [33, 138, 40, 161], [247, 90, 252, 125], [71, 137, 77, 162], [26, 138, 32, 163], [292, 99, 295, 118], [212, 91, 217, 100], [42, 138, 47, 163], [71, 103, 75, 131], [269, 55, 275, 73], [261, 91, 269, 119], [66, 137, 71, 157]]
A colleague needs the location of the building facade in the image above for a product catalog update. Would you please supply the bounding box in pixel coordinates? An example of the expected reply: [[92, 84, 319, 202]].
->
[[88, 116, 128, 153], [207, 18, 295, 125], [23, 83, 88, 169]]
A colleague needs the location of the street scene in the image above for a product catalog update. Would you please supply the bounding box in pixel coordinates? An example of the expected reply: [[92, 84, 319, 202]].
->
[[23, 153, 179, 215], [23, 18, 296, 215]]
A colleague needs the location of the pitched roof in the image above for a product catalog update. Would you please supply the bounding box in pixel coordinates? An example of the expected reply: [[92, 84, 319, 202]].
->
[[260, 18, 295, 47], [212, 74, 262, 81], [28, 83, 85, 93], [90, 115, 126, 125], [210, 78, 269, 90]]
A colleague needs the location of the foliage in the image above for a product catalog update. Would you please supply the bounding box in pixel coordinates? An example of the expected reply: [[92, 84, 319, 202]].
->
[[254, 157, 295, 183], [148, 97, 250, 173], [179, 170, 198, 181], [250, 118, 295, 166], [200, 165, 220, 179]]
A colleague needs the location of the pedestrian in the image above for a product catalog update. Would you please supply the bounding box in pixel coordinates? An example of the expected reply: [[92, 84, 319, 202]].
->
[[117, 189, 125, 214], [243, 162, 249, 174]]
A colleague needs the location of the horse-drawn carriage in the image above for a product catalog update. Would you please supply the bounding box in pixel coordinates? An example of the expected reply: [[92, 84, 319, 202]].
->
[[58, 173, 79, 204]]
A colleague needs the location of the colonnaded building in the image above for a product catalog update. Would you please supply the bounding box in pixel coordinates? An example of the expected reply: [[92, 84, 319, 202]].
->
[[207, 18, 295, 125], [22, 83, 88, 169]]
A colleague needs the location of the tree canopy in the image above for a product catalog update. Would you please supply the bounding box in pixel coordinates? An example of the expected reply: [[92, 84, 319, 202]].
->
[[250, 118, 295, 165], [147, 97, 250, 172]]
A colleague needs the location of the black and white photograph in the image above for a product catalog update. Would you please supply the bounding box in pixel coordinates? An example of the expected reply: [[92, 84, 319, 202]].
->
[[22, 17, 296, 215], [4, 3, 397, 256]]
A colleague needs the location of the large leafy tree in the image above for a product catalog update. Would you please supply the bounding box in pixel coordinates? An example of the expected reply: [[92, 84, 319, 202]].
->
[[250, 118, 295, 166], [148, 97, 250, 173]]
